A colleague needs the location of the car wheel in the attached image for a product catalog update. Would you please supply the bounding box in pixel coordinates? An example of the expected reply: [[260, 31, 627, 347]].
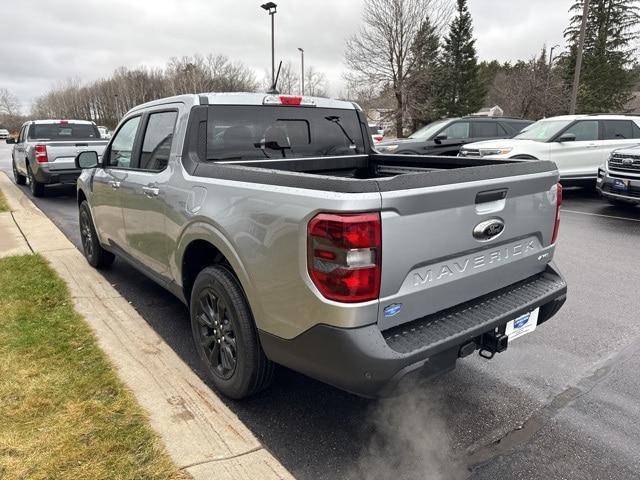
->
[[190, 265, 274, 399], [510, 154, 539, 160], [79, 201, 115, 269], [12, 159, 26, 185], [27, 164, 45, 197]]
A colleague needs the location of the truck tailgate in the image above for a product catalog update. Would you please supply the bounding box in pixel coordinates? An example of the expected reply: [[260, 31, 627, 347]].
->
[[378, 168, 559, 330], [45, 141, 108, 170]]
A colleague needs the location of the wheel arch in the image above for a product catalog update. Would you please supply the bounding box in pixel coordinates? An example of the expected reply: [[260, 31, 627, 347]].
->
[[176, 223, 259, 317], [509, 154, 539, 160]]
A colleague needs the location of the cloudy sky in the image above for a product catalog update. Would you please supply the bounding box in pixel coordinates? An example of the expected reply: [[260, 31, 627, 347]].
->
[[2, 0, 573, 110]]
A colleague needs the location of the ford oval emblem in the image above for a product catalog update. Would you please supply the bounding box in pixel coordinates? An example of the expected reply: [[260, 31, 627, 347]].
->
[[473, 218, 505, 242], [384, 304, 402, 318]]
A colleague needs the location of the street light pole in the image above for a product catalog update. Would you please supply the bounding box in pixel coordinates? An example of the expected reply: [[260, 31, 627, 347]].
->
[[569, 0, 590, 115], [543, 44, 560, 117], [298, 48, 305, 95], [261, 3, 278, 87]]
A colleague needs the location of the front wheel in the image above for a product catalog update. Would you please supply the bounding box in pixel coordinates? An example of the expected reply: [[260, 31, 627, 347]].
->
[[510, 154, 539, 160], [79, 201, 115, 269], [12, 159, 26, 185], [190, 266, 274, 399]]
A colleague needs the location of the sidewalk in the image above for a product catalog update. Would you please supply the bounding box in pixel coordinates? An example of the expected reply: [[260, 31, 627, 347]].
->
[[0, 172, 293, 480]]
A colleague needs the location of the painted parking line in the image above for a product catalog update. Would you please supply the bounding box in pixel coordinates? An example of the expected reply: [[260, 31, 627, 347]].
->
[[562, 208, 640, 223]]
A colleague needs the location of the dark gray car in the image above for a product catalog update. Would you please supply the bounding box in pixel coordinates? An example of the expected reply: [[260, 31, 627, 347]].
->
[[377, 117, 532, 156]]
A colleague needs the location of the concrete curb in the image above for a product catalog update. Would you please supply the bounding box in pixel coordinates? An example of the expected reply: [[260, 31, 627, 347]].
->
[[0, 172, 294, 480]]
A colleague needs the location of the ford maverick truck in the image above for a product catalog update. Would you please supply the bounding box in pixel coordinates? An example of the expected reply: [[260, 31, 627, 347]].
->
[[74, 93, 567, 399]]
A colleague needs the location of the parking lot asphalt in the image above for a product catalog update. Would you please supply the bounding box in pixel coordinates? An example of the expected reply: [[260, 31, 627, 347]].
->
[[2, 142, 639, 480]]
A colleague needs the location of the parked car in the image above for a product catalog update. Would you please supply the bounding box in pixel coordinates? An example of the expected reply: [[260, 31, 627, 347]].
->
[[97, 125, 111, 139], [74, 92, 567, 399], [11, 120, 109, 197], [376, 117, 532, 156], [0, 129, 10, 140], [459, 114, 640, 182], [369, 124, 384, 144], [596, 146, 640, 206]]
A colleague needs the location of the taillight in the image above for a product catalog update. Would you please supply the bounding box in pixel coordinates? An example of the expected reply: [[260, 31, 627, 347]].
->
[[308, 212, 381, 303], [35, 144, 48, 163], [551, 183, 562, 244]]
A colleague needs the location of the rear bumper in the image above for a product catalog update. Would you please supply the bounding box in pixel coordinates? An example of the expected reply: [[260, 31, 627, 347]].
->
[[260, 264, 567, 397], [33, 166, 81, 185]]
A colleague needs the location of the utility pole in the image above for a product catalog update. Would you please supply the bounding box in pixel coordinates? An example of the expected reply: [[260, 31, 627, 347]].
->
[[569, 0, 590, 114], [298, 48, 305, 95], [261, 3, 278, 87]]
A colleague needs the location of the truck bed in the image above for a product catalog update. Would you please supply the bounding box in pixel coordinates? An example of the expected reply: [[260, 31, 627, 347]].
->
[[185, 153, 557, 193]]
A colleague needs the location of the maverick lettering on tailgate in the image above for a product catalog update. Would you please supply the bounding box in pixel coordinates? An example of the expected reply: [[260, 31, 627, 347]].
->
[[413, 240, 537, 288]]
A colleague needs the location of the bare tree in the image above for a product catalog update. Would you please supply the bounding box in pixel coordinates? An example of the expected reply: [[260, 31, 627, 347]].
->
[[0, 88, 20, 116], [345, 0, 452, 136], [32, 53, 258, 128], [305, 66, 328, 97]]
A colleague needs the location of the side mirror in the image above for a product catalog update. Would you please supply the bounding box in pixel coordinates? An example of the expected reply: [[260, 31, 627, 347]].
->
[[433, 134, 447, 144], [557, 133, 576, 143], [6, 138, 16, 144], [75, 151, 99, 169]]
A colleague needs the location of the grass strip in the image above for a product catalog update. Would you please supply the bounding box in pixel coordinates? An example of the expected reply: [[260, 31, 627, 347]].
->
[[0, 254, 188, 480]]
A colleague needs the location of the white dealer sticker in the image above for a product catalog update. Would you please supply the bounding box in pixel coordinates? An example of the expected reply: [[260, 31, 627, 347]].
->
[[505, 308, 540, 341]]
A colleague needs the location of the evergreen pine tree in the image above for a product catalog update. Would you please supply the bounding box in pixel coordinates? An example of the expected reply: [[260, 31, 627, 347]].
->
[[564, 0, 640, 112], [435, 0, 485, 117], [407, 17, 440, 128]]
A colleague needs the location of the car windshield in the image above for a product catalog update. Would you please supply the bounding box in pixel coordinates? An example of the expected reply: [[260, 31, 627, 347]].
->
[[514, 119, 573, 142], [408, 120, 449, 140], [29, 123, 101, 140], [206, 106, 365, 161]]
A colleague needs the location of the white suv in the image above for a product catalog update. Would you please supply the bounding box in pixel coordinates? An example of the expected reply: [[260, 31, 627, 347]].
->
[[459, 114, 640, 181]]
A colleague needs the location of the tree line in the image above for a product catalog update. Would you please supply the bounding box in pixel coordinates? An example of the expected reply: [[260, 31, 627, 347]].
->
[[345, 0, 640, 136], [1, 0, 639, 135]]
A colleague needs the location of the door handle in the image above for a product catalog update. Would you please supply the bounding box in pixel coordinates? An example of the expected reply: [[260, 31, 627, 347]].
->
[[142, 186, 160, 197], [109, 181, 121, 189]]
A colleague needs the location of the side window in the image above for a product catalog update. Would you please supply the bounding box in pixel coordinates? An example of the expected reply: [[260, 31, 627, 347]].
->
[[138, 111, 177, 171], [109, 117, 141, 168], [18, 125, 26, 143], [473, 122, 500, 138], [602, 120, 635, 140], [441, 122, 470, 140], [563, 120, 599, 141]]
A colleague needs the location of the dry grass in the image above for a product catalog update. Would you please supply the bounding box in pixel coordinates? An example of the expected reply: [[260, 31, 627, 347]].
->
[[0, 255, 188, 480], [0, 190, 9, 212]]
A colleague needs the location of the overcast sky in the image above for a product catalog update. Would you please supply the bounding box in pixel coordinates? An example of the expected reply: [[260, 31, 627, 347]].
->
[[2, 0, 572, 110]]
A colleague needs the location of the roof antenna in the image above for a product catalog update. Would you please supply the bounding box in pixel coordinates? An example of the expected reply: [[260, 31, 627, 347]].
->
[[267, 61, 282, 94]]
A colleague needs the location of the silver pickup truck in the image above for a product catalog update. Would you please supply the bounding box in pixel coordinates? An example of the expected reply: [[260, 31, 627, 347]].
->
[[11, 120, 108, 196], [74, 93, 567, 399]]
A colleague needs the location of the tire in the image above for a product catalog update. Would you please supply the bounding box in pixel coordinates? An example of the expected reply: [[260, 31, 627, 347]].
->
[[27, 163, 45, 197], [79, 201, 115, 269], [12, 159, 26, 185], [510, 154, 539, 160], [190, 265, 274, 399]]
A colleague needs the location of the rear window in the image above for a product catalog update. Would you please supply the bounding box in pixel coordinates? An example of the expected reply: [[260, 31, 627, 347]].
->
[[206, 106, 365, 161], [29, 123, 100, 141]]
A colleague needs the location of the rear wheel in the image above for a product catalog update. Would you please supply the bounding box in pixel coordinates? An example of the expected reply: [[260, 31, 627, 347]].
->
[[12, 159, 26, 185], [27, 163, 45, 197], [190, 265, 274, 399], [79, 201, 115, 269]]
